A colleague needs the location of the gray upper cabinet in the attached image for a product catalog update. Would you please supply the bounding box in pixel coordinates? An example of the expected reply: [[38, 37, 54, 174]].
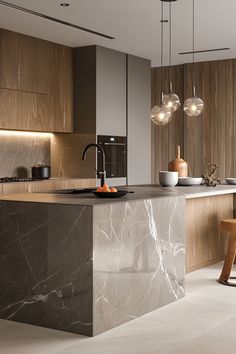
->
[[96, 47, 126, 136], [74, 46, 126, 136], [127, 55, 151, 185]]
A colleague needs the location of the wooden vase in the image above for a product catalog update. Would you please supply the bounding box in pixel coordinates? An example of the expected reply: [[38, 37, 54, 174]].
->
[[168, 145, 188, 177]]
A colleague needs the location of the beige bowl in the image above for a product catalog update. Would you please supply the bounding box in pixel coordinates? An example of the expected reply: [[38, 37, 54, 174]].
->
[[159, 171, 178, 187]]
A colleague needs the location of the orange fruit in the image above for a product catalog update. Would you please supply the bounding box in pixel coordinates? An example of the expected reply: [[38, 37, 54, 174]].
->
[[96, 187, 103, 192], [110, 187, 117, 192], [102, 183, 109, 190]]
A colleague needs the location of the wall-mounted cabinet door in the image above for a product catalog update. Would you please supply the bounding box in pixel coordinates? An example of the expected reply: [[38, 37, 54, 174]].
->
[[74, 46, 126, 136], [0, 28, 73, 132], [96, 47, 126, 137], [127, 55, 151, 185]]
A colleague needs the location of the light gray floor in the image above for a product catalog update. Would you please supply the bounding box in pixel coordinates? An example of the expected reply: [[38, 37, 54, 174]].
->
[[1, 262, 236, 354]]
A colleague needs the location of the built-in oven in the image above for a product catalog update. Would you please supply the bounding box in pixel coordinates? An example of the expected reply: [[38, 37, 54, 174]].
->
[[97, 135, 127, 179]]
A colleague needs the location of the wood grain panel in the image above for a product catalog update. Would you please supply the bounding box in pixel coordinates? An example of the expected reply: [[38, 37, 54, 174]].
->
[[0, 89, 18, 129], [2, 179, 96, 194], [186, 194, 233, 273], [152, 58, 236, 181], [151, 65, 184, 183], [233, 60, 236, 177], [201, 61, 211, 175], [217, 61, 226, 181], [225, 60, 234, 177], [210, 60, 218, 171], [26, 179, 96, 193], [2, 182, 28, 194], [49, 43, 73, 132], [0, 89, 50, 131], [0, 29, 18, 89], [0, 28, 73, 132]]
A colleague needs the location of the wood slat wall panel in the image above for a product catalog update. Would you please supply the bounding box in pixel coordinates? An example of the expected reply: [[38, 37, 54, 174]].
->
[[233, 61, 236, 176], [225, 60, 234, 177], [151, 65, 185, 183], [201, 62, 211, 175], [152, 58, 236, 181]]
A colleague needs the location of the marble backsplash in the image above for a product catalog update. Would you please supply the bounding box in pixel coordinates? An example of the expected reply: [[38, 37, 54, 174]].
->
[[0, 133, 50, 177]]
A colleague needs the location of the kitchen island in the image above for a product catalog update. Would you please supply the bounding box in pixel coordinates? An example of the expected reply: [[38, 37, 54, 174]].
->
[[0, 187, 186, 336], [0, 184, 235, 336]]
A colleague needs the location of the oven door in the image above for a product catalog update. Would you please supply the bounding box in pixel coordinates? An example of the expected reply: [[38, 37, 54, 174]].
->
[[97, 135, 127, 178]]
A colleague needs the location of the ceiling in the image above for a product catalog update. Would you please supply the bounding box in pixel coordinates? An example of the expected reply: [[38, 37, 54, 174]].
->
[[0, 0, 235, 67]]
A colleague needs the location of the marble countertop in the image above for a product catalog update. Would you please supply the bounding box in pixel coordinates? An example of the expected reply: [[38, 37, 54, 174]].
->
[[0, 183, 236, 206]]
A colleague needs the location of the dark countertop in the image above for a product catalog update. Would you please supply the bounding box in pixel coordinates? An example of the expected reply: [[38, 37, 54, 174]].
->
[[0, 184, 236, 206]]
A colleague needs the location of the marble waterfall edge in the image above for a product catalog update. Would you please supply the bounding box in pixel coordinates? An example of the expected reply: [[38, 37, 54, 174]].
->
[[0, 202, 93, 336], [0, 195, 185, 336], [93, 196, 185, 335]]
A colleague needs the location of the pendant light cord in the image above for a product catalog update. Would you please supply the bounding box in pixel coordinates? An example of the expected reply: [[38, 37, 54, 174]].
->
[[169, 1, 172, 88], [160, 0, 164, 102], [192, 0, 195, 95]]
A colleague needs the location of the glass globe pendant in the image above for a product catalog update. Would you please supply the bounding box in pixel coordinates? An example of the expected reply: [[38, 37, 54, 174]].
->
[[151, 93, 172, 126], [163, 82, 181, 112], [183, 86, 204, 117]]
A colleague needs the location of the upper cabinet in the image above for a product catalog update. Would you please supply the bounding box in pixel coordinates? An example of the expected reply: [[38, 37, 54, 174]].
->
[[74, 46, 126, 136], [127, 55, 151, 185], [0, 28, 73, 132]]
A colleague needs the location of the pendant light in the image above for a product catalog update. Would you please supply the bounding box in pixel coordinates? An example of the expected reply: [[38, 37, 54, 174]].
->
[[183, 0, 204, 117], [162, 0, 180, 112], [151, 1, 171, 126]]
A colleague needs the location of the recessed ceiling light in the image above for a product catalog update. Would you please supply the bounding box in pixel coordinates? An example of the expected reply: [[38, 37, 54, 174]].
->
[[60, 3, 70, 6], [0, 0, 114, 39]]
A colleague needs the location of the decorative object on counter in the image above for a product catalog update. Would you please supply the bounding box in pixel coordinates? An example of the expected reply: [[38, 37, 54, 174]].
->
[[93, 190, 128, 198], [82, 143, 106, 187], [219, 219, 236, 286], [94, 183, 130, 198], [225, 178, 236, 185], [162, 0, 181, 113], [31, 164, 51, 179], [201, 163, 220, 187], [183, 0, 204, 117], [151, 1, 172, 126], [159, 171, 178, 187], [178, 177, 202, 186], [168, 145, 188, 177]]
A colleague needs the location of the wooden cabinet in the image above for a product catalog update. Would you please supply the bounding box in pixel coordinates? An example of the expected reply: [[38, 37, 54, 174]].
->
[[1, 178, 96, 194], [0, 28, 73, 132], [186, 195, 233, 273]]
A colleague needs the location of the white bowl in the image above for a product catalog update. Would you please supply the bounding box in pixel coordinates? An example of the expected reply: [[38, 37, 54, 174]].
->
[[226, 178, 236, 185], [159, 171, 178, 187], [178, 177, 202, 186]]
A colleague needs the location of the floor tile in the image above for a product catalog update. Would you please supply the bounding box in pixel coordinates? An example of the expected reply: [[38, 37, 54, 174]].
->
[[1, 262, 236, 354]]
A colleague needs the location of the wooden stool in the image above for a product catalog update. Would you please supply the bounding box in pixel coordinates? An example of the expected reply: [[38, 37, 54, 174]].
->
[[219, 219, 236, 286]]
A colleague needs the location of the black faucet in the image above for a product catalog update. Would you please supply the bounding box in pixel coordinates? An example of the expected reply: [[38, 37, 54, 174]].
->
[[82, 143, 106, 187]]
